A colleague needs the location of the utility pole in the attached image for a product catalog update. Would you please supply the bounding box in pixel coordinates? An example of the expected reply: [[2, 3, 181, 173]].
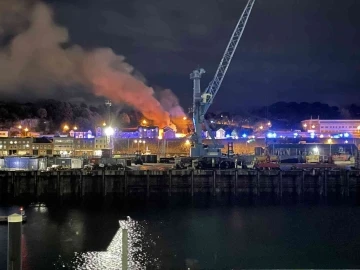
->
[[105, 100, 112, 126], [105, 100, 113, 153]]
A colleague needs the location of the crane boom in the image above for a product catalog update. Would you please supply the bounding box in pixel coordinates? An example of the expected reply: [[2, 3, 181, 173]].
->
[[189, 0, 256, 158], [203, 0, 255, 114]]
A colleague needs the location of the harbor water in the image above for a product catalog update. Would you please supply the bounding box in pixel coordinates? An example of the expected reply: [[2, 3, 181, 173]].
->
[[1, 196, 360, 269]]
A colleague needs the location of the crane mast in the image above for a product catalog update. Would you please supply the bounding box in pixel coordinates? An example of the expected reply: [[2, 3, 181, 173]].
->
[[190, 0, 256, 158]]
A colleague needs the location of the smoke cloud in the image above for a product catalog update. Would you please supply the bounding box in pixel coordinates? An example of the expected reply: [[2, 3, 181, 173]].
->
[[0, 0, 178, 128], [158, 89, 186, 118]]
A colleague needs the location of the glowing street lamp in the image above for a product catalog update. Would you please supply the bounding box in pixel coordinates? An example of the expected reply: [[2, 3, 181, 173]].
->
[[303, 123, 307, 128], [183, 116, 187, 120], [18, 125, 22, 129], [73, 126, 78, 131], [185, 139, 190, 145], [24, 127, 29, 137], [259, 126, 263, 130], [134, 139, 144, 150], [103, 122, 106, 127], [104, 127, 114, 136], [142, 120, 147, 125], [63, 124, 69, 131]]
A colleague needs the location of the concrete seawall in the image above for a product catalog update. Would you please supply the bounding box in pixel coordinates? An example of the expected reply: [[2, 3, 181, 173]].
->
[[1, 169, 360, 200]]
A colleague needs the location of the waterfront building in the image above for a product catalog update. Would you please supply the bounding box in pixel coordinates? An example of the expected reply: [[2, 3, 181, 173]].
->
[[268, 143, 357, 157], [138, 126, 159, 139], [32, 137, 53, 156], [0, 131, 9, 138], [94, 136, 112, 149], [301, 119, 360, 135], [118, 128, 139, 139], [216, 128, 226, 139], [163, 126, 176, 139], [53, 137, 74, 156], [74, 138, 95, 157], [0, 137, 32, 156], [69, 130, 94, 139]]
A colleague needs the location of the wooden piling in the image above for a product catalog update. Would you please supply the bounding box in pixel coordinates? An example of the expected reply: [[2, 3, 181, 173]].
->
[[301, 170, 305, 196], [191, 170, 194, 197], [256, 171, 260, 196], [80, 171, 84, 198], [234, 170, 238, 195], [102, 169, 106, 197], [279, 171, 283, 198], [57, 171, 62, 197], [11, 172, 15, 198], [124, 170, 128, 197], [168, 170, 172, 197], [212, 170, 216, 196], [146, 170, 150, 198], [324, 170, 328, 197], [33, 171, 38, 200], [346, 171, 350, 197]]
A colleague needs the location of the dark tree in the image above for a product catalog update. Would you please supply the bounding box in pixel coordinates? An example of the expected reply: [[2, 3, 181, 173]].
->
[[37, 108, 47, 119]]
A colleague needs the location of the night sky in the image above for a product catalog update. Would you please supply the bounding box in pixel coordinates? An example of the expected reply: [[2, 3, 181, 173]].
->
[[4, 0, 360, 111]]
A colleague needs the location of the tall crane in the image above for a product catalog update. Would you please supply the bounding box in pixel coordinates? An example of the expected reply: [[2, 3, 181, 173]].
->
[[190, 0, 256, 158]]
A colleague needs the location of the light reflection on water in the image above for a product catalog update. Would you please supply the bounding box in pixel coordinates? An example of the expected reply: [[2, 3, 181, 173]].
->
[[55, 217, 160, 269]]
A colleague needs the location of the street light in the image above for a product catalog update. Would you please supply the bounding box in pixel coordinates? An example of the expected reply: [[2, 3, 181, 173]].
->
[[18, 125, 22, 129], [142, 120, 147, 125], [134, 139, 144, 151], [327, 138, 333, 155], [103, 122, 106, 127], [104, 127, 114, 136], [63, 124, 69, 131], [183, 116, 187, 120], [73, 126, 78, 131]]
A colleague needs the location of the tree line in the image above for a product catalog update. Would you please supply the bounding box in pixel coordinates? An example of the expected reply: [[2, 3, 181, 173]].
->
[[0, 100, 359, 133], [0, 100, 136, 132]]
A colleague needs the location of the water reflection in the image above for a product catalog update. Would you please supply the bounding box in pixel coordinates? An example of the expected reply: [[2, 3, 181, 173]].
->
[[55, 217, 160, 269]]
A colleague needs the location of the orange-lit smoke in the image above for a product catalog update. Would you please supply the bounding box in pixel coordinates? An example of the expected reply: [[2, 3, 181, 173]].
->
[[0, 1, 179, 128], [82, 49, 170, 127]]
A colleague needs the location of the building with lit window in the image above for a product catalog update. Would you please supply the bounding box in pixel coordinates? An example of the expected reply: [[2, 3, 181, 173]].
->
[[32, 137, 53, 156], [138, 126, 159, 139], [0, 138, 32, 156], [74, 138, 95, 157], [53, 137, 74, 156], [301, 119, 360, 135]]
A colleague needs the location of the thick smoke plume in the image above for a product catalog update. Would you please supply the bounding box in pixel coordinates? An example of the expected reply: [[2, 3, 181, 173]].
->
[[0, 0, 181, 128], [158, 89, 186, 118]]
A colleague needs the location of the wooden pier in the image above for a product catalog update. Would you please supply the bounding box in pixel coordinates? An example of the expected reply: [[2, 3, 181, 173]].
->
[[0, 169, 359, 200]]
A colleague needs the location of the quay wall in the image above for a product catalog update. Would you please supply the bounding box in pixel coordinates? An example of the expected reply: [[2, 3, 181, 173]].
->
[[0, 169, 360, 200]]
